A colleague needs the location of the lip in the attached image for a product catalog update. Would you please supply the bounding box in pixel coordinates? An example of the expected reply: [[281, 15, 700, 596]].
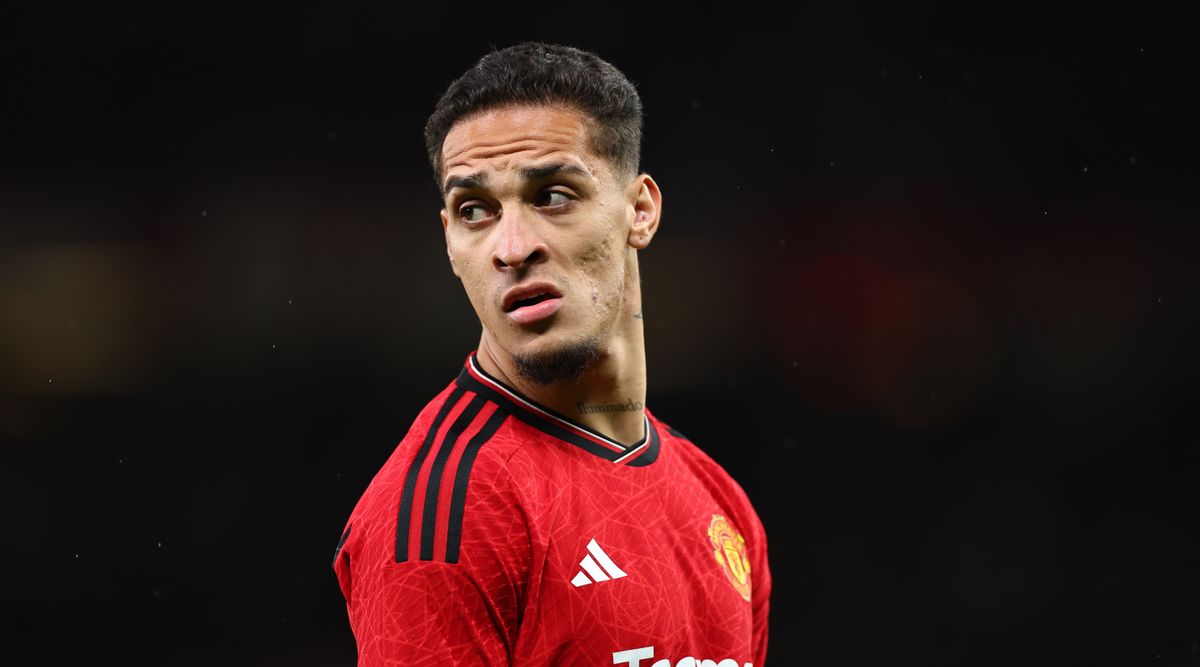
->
[[502, 282, 563, 325]]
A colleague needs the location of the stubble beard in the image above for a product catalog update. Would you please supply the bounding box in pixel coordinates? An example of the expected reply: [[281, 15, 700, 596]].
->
[[512, 337, 602, 386]]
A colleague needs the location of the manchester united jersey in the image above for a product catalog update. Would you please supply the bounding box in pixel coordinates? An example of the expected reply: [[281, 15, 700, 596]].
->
[[332, 352, 771, 666]]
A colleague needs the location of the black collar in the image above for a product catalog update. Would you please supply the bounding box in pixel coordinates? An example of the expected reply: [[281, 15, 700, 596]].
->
[[454, 352, 660, 467]]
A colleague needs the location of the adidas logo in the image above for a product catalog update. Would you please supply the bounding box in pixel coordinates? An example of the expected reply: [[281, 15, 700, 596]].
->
[[570, 538, 627, 587]]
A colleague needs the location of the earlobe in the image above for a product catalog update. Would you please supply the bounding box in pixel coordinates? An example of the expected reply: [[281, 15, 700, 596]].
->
[[627, 174, 662, 250]]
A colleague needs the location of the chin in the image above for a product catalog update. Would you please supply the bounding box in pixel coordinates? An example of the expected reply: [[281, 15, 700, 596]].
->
[[509, 334, 602, 386]]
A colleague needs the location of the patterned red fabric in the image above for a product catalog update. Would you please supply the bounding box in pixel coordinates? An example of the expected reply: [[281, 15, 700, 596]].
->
[[333, 352, 770, 666]]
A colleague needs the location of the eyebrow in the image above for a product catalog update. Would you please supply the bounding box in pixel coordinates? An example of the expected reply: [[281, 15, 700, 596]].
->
[[442, 172, 488, 197], [442, 162, 591, 197], [518, 162, 590, 181]]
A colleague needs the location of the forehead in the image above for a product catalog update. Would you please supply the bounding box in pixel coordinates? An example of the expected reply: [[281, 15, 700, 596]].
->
[[441, 105, 609, 186]]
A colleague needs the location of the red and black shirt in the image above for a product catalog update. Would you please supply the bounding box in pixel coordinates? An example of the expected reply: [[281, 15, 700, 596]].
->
[[333, 352, 771, 666]]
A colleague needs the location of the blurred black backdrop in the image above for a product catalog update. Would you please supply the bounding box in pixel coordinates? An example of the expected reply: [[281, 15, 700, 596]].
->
[[2, 2, 1198, 665]]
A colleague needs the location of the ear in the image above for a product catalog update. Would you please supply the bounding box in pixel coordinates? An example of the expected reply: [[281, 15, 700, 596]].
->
[[440, 208, 461, 277], [626, 173, 662, 250]]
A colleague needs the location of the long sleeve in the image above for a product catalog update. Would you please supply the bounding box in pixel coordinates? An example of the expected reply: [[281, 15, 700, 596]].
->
[[351, 561, 512, 666], [333, 429, 531, 667]]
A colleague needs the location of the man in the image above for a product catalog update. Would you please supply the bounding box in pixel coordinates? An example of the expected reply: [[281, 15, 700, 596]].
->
[[332, 42, 770, 666]]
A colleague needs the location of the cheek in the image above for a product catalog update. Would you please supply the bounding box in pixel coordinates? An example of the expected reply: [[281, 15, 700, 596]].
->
[[575, 237, 624, 309], [577, 239, 612, 270], [451, 254, 493, 311]]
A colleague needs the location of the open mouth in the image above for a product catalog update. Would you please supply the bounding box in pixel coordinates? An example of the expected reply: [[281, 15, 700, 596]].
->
[[502, 283, 564, 324], [506, 292, 557, 312], [502, 283, 563, 313]]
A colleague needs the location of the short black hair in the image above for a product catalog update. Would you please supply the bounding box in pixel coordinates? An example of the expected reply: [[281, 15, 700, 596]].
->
[[423, 42, 643, 186]]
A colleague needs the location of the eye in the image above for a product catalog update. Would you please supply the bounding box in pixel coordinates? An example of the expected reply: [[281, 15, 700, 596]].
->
[[537, 190, 573, 207], [458, 203, 496, 224]]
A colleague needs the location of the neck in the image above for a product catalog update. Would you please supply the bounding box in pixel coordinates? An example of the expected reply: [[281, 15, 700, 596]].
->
[[474, 258, 648, 447]]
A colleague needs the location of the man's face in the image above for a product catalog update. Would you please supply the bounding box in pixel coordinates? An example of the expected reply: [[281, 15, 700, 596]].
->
[[439, 104, 657, 380]]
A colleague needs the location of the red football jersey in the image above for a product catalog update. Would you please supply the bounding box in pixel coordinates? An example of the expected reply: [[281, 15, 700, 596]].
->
[[333, 352, 771, 666]]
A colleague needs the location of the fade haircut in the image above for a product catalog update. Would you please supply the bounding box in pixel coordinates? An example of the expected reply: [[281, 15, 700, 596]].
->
[[423, 42, 643, 186]]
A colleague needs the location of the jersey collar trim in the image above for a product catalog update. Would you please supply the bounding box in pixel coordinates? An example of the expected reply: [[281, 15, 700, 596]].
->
[[455, 352, 660, 467]]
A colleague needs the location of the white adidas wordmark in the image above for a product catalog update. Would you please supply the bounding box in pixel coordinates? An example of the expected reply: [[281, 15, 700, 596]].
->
[[570, 538, 627, 587]]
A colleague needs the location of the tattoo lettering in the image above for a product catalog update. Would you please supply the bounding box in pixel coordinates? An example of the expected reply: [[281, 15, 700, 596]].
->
[[577, 398, 644, 414]]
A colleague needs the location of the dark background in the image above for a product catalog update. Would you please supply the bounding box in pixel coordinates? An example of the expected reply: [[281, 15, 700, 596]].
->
[[2, 2, 1198, 665]]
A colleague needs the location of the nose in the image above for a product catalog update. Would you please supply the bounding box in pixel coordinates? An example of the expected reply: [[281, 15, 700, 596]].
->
[[492, 208, 548, 271]]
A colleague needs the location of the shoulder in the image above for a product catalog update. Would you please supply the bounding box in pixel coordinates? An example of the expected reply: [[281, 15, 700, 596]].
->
[[654, 413, 748, 494], [650, 410, 767, 537], [343, 384, 532, 567]]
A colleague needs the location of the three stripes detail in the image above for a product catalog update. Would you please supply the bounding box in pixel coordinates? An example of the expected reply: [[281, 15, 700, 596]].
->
[[395, 388, 507, 564]]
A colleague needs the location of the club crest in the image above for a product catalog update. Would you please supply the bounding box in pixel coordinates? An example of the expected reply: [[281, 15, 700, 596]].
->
[[707, 514, 752, 602]]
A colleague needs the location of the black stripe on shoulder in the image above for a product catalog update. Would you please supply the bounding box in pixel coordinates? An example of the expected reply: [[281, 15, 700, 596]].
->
[[396, 386, 465, 563], [444, 407, 509, 564], [419, 394, 487, 561], [331, 524, 352, 568]]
